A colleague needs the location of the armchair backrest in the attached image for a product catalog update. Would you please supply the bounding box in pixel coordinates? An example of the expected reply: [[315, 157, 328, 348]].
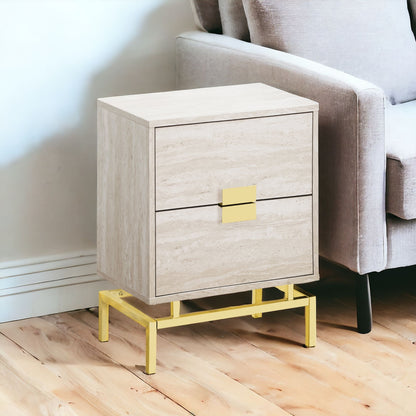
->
[[242, 0, 416, 104], [190, 0, 416, 39], [409, 0, 416, 37], [190, 0, 416, 104], [190, 0, 222, 34], [190, 0, 249, 40]]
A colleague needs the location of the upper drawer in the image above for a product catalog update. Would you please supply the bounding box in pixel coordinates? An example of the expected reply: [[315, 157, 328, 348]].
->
[[155, 113, 313, 211]]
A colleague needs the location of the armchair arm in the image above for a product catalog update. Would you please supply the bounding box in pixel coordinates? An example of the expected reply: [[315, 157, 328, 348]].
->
[[176, 31, 387, 274]]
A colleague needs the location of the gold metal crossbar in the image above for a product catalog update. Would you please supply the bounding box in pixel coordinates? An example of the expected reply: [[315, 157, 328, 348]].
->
[[98, 284, 316, 374]]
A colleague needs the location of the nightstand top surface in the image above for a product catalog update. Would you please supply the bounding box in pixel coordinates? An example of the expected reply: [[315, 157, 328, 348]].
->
[[98, 83, 318, 127]]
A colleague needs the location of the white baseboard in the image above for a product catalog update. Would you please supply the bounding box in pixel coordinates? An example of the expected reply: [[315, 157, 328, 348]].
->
[[0, 251, 114, 323]]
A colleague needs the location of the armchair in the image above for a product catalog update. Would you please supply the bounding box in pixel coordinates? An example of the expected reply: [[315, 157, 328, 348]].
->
[[176, 0, 416, 333]]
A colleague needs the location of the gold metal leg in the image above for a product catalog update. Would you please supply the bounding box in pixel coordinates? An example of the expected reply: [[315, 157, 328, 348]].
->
[[145, 321, 157, 375], [281, 284, 294, 301], [98, 292, 109, 342], [98, 286, 317, 374], [252, 288, 263, 318], [287, 284, 294, 300], [305, 295, 316, 348], [170, 301, 180, 318]]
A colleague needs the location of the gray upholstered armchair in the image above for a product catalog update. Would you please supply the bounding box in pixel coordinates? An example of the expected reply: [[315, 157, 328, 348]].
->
[[176, 0, 416, 333]]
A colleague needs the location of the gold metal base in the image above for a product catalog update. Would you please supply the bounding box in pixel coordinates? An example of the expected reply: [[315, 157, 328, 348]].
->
[[98, 285, 316, 375]]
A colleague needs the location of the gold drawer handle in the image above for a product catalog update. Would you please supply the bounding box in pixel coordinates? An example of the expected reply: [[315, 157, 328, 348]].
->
[[221, 185, 256, 223], [222, 185, 256, 206], [222, 203, 256, 223]]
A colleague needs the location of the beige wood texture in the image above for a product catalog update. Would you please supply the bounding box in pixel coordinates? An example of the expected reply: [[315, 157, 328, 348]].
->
[[97, 106, 155, 301], [148, 273, 318, 304], [156, 113, 312, 211], [98, 83, 318, 128], [97, 84, 319, 304], [156, 196, 313, 296]]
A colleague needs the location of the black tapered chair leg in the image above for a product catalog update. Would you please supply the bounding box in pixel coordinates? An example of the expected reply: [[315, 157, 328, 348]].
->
[[356, 273, 373, 333]]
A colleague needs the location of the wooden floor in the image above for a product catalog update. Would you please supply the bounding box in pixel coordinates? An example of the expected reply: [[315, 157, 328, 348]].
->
[[1, 261, 416, 415]]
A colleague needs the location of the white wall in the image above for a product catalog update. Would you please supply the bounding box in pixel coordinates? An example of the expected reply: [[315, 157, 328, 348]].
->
[[0, 0, 195, 263]]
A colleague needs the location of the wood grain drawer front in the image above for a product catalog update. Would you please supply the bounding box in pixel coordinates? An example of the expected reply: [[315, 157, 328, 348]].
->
[[155, 196, 313, 296], [155, 113, 312, 211]]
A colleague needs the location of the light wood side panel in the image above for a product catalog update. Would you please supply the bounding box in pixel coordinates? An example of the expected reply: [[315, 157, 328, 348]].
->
[[156, 113, 312, 210], [97, 106, 154, 301], [156, 196, 313, 297]]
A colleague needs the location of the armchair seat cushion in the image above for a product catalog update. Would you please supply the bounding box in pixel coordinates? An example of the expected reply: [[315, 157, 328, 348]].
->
[[386, 100, 416, 220]]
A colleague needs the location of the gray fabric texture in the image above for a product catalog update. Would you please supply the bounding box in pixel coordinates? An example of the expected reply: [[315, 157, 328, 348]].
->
[[176, 31, 387, 274], [218, 0, 250, 41], [409, 0, 416, 37], [386, 215, 416, 269], [242, 0, 416, 104], [190, 0, 222, 33], [386, 100, 416, 220]]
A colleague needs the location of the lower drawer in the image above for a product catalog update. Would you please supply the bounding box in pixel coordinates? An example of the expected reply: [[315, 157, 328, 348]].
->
[[155, 196, 313, 296]]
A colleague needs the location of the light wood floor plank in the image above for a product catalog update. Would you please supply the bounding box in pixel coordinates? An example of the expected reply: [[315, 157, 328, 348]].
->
[[0, 318, 192, 416], [1, 262, 415, 415], [311, 298, 416, 387], [0, 333, 117, 416], [173, 299, 412, 416], [164, 323, 372, 416], [372, 294, 416, 342], [83, 293, 414, 416], [44, 310, 291, 416], [0, 336, 78, 416]]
